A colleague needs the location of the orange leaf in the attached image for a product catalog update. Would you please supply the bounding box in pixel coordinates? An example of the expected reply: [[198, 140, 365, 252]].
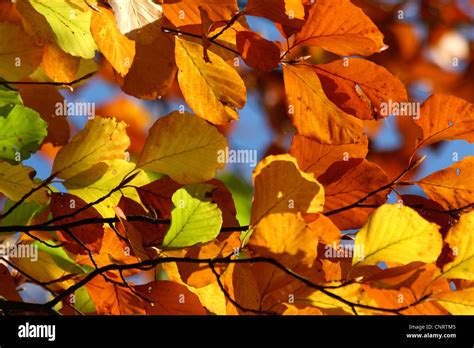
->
[[314, 58, 407, 120], [415, 94, 474, 148], [163, 0, 238, 27], [245, 0, 305, 37], [86, 275, 145, 315], [236, 31, 280, 72], [283, 64, 364, 144], [295, 0, 385, 56], [41, 42, 80, 83], [417, 156, 474, 210], [135, 280, 207, 315], [0, 264, 21, 301], [122, 21, 177, 99], [290, 134, 368, 178], [320, 159, 391, 230], [91, 6, 136, 77]]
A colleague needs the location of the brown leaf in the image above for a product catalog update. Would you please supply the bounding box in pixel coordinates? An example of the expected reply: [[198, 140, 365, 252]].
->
[[236, 31, 280, 72]]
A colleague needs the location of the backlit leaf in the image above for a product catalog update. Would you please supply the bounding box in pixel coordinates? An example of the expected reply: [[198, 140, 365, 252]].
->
[[353, 205, 442, 267], [137, 111, 227, 184], [175, 38, 246, 125], [162, 184, 223, 249]]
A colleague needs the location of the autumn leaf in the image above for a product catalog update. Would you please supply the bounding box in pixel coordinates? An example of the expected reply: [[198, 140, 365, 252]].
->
[[163, 0, 238, 27], [175, 37, 246, 125], [86, 275, 145, 315], [236, 31, 280, 72], [137, 111, 227, 184], [52, 117, 130, 180], [321, 159, 391, 230], [433, 287, 474, 315], [290, 134, 369, 178], [50, 193, 105, 255], [91, 6, 135, 77], [0, 162, 48, 204], [245, 0, 305, 37], [40, 42, 80, 83], [0, 264, 21, 301], [415, 94, 474, 148], [295, 0, 385, 56], [64, 159, 149, 218], [251, 154, 325, 226], [121, 20, 176, 99], [439, 211, 474, 281], [282, 64, 364, 144], [0, 22, 43, 80], [135, 281, 207, 315], [417, 156, 474, 210], [353, 204, 442, 267], [248, 213, 321, 303], [314, 58, 408, 120]]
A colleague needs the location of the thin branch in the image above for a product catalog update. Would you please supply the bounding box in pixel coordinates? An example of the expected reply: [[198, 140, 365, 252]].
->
[[0, 72, 97, 89], [208, 11, 243, 41], [41, 256, 430, 315], [325, 156, 424, 217], [161, 26, 240, 55], [208, 261, 275, 315]]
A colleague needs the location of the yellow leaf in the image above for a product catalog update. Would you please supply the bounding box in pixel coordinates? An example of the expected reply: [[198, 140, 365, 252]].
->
[[0, 161, 47, 204], [353, 204, 442, 267], [175, 37, 246, 125], [0, 22, 42, 80], [91, 6, 135, 76], [295, 0, 385, 56], [418, 156, 474, 210], [440, 211, 474, 280], [251, 154, 324, 225], [283, 64, 363, 144], [65, 159, 149, 218], [52, 117, 130, 180], [137, 111, 227, 184], [433, 287, 474, 314]]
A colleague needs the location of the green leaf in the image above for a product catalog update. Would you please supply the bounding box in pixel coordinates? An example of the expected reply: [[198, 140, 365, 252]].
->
[[34, 241, 92, 275], [0, 199, 43, 227], [0, 105, 47, 162], [74, 287, 96, 313], [0, 85, 23, 115], [162, 184, 223, 249], [29, 0, 97, 59]]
